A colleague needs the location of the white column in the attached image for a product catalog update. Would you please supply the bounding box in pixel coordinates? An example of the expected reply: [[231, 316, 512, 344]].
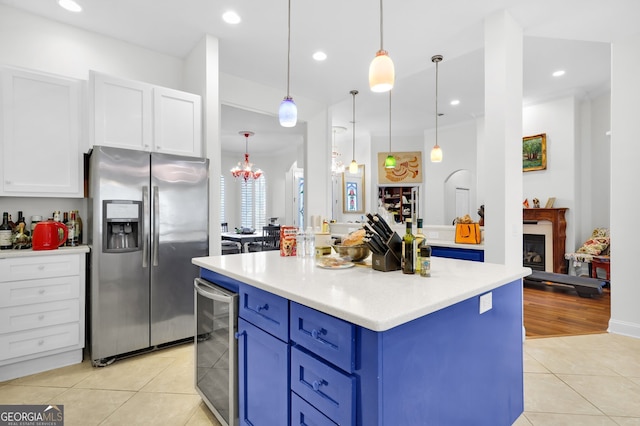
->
[[609, 33, 640, 338], [185, 34, 220, 255], [483, 11, 523, 268]]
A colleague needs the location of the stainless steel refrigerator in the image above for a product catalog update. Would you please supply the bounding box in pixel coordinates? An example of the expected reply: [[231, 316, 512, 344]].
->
[[88, 145, 209, 366]]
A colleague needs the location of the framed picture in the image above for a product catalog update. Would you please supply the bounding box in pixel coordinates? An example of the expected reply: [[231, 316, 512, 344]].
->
[[523, 133, 547, 172], [342, 164, 365, 213], [377, 151, 423, 184], [545, 197, 556, 208]]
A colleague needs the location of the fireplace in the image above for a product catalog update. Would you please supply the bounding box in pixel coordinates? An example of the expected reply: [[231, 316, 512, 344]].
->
[[523, 234, 545, 271], [522, 208, 568, 274]]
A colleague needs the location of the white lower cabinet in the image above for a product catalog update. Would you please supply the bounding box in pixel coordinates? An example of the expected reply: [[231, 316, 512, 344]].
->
[[0, 250, 87, 381]]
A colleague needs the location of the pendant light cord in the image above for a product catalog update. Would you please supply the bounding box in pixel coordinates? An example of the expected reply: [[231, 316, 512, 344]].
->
[[286, 0, 292, 98], [379, 0, 384, 51], [435, 59, 438, 145], [389, 90, 392, 151], [351, 90, 358, 159]]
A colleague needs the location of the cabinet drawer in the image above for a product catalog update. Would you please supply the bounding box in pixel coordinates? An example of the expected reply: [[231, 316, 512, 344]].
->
[[0, 276, 80, 307], [290, 302, 355, 372], [0, 322, 80, 362], [291, 346, 356, 426], [0, 254, 80, 282], [291, 392, 337, 426], [239, 284, 288, 342], [0, 299, 80, 334]]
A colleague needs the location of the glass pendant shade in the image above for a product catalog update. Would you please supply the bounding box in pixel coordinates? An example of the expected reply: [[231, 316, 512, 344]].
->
[[384, 154, 396, 169], [349, 160, 359, 174], [369, 51, 395, 93], [279, 96, 297, 127], [430, 144, 443, 163]]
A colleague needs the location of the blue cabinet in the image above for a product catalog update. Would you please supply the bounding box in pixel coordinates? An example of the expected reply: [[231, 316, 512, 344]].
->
[[219, 270, 523, 426], [237, 284, 290, 426]]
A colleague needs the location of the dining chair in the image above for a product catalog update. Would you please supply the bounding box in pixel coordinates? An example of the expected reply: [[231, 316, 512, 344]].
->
[[221, 222, 240, 255], [248, 225, 280, 252]]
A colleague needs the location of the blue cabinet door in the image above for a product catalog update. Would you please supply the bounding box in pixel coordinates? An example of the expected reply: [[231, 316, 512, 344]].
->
[[238, 317, 290, 426]]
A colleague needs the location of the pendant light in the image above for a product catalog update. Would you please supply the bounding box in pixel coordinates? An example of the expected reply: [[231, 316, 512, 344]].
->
[[230, 131, 263, 181], [348, 90, 359, 174], [430, 55, 443, 163], [384, 90, 396, 169], [369, 0, 395, 93], [279, 0, 297, 127]]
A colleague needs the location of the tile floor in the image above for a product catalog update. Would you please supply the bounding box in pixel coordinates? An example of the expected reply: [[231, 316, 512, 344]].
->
[[1, 333, 639, 425]]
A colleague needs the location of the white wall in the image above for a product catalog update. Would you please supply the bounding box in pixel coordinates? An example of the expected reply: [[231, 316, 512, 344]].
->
[[609, 33, 640, 338], [523, 96, 579, 249]]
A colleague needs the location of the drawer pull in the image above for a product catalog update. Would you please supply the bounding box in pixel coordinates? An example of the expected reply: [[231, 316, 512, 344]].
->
[[39, 289, 45, 294], [311, 328, 325, 340], [234, 331, 246, 340], [38, 314, 45, 321], [256, 303, 269, 312], [38, 265, 45, 271], [38, 340, 45, 346], [312, 379, 327, 392]]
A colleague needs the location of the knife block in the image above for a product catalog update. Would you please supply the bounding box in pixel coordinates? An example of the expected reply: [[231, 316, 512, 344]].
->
[[372, 232, 402, 272]]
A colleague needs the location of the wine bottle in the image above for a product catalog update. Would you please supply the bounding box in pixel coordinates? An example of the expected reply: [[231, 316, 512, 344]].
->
[[401, 219, 415, 274], [74, 210, 83, 244], [16, 211, 29, 236], [415, 218, 426, 273], [0, 212, 13, 250], [66, 211, 78, 247]]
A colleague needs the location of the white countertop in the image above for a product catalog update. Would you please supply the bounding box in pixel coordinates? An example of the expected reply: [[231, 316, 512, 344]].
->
[[193, 252, 529, 332], [0, 245, 90, 259]]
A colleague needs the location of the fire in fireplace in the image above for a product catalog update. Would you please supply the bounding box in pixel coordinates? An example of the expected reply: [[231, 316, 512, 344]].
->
[[523, 234, 545, 271]]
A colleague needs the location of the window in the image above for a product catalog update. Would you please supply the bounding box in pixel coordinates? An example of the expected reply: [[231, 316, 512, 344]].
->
[[220, 175, 226, 224], [241, 176, 266, 229]]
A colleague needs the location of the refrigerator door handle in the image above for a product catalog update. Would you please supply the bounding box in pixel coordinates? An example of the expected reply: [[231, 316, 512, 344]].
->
[[153, 185, 160, 266], [142, 185, 149, 268]]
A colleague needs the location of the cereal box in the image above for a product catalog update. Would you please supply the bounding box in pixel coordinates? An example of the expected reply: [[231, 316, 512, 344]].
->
[[280, 226, 298, 256]]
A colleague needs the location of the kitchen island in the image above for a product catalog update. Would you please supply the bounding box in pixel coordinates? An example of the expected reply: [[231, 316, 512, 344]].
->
[[193, 252, 530, 426]]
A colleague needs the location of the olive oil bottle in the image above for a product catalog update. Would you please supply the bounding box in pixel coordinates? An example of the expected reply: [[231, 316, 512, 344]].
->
[[402, 219, 415, 274]]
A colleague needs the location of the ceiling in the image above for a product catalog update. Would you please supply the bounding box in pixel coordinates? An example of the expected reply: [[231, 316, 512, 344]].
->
[[2, 0, 636, 155]]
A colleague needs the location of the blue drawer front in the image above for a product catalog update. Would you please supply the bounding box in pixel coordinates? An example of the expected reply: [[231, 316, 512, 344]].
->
[[290, 302, 355, 373], [291, 392, 337, 426], [431, 246, 484, 262], [239, 284, 289, 342], [291, 346, 356, 426]]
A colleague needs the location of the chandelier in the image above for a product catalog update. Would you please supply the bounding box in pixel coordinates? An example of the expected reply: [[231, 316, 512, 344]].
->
[[230, 131, 263, 181], [331, 126, 346, 175]]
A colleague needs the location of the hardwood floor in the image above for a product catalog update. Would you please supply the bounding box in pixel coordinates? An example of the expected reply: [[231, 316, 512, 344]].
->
[[523, 281, 611, 338]]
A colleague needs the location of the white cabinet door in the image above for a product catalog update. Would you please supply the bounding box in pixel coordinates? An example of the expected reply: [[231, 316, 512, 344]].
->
[[0, 67, 82, 197], [153, 87, 202, 157], [91, 71, 153, 151]]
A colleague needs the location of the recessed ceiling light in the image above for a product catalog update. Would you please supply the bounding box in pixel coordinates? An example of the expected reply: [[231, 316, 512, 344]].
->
[[450, 99, 460, 106], [222, 11, 241, 24], [552, 70, 566, 77], [312, 51, 327, 61], [58, 0, 82, 12]]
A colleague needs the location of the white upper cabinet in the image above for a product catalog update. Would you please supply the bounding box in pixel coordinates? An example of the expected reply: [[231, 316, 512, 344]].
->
[[0, 67, 82, 197], [91, 71, 202, 157], [153, 86, 202, 157]]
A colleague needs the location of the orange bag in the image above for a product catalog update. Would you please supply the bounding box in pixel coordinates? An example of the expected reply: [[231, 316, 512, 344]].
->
[[455, 223, 481, 244]]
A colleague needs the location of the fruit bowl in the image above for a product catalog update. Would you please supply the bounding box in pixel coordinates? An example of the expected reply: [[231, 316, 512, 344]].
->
[[331, 244, 370, 262]]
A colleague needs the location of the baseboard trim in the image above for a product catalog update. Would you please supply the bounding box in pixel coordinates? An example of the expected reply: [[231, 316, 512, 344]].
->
[[608, 319, 640, 339]]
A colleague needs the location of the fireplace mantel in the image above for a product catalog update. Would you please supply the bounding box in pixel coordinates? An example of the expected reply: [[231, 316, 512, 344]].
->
[[523, 208, 568, 274]]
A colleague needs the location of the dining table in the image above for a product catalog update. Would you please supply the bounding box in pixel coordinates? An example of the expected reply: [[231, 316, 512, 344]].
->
[[221, 231, 266, 253]]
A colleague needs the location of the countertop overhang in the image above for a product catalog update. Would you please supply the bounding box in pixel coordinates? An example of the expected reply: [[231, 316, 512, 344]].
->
[[193, 252, 530, 332]]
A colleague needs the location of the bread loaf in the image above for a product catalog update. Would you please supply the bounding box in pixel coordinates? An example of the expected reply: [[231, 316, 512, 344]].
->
[[342, 229, 366, 246]]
